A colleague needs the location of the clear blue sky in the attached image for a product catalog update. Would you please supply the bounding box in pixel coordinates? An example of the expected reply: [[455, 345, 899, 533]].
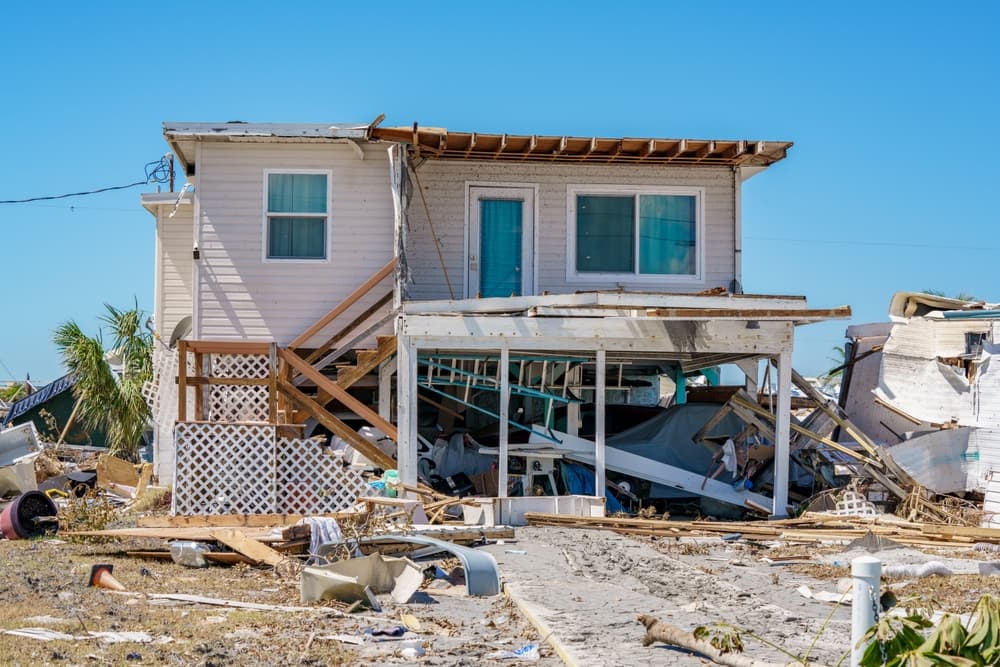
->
[[1, 2, 997, 383]]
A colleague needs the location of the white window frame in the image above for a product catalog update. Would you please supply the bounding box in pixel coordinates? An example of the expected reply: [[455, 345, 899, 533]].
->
[[463, 181, 540, 299], [261, 168, 332, 263], [565, 184, 705, 284]]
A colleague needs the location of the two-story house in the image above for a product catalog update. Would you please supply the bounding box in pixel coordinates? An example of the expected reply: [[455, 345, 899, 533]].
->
[[142, 119, 847, 520]]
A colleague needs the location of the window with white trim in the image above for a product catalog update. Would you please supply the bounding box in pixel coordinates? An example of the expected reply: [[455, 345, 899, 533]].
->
[[265, 171, 329, 260], [568, 186, 702, 279]]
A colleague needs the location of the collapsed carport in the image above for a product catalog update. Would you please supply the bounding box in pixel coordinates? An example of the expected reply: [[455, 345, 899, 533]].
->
[[394, 292, 849, 519]]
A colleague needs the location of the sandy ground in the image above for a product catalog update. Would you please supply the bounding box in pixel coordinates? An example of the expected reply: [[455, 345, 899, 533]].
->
[[2, 527, 994, 666], [0, 537, 558, 666], [482, 527, 859, 666]]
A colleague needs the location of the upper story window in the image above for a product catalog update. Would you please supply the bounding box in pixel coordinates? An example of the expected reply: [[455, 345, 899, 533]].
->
[[567, 185, 703, 281], [264, 171, 330, 261]]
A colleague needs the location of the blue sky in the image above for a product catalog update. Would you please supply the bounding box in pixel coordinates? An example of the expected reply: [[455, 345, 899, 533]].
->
[[1, 2, 997, 383]]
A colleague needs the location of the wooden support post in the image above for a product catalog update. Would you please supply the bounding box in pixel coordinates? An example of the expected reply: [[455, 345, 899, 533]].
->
[[499, 346, 510, 500], [566, 365, 581, 437], [378, 360, 394, 423], [278, 380, 396, 470], [278, 348, 397, 440], [396, 337, 418, 491], [268, 343, 278, 424], [177, 340, 188, 422], [194, 352, 204, 421], [772, 351, 792, 518], [595, 349, 606, 498]]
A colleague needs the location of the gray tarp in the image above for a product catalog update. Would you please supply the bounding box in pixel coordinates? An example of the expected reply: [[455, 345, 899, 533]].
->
[[607, 403, 746, 498]]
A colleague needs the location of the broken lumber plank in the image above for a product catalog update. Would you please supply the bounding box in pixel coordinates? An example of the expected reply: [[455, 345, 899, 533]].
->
[[66, 526, 283, 542], [125, 550, 254, 565], [211, 528, 287, 566], [137, 512, 361, 529], [644, 306, 850, 321], [279, 347, 398, 441], [278, 379, 397, 470]]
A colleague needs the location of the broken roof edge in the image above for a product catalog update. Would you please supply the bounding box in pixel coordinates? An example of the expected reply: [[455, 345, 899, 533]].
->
[[888, 291, 1000, 322], [140, 191, 194, 215], [162, 121, 372, 140], [373, 125, 792, 168]]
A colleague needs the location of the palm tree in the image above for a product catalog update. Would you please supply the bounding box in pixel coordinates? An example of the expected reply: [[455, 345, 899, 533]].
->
[[53, 303, 152, 460]]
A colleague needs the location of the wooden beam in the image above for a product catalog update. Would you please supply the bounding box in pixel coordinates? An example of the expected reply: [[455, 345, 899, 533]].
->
[[185, 376, 270, 386], [278, 379, 397, 470], [288, 258, 396, 350], [493, 133, 508, 159], [645, 306, 852, 321], [693, 141, 717, 161], [304, 289, 394, 365], [212, 528, 286, 566], [185, 341, 272, 355], [665, 139, 687, 159], [280, 349, 398, 439], [138, 512, 358, 528], [177, 340, 188, 422], [637, 139, 657, 162], [336, 336, 398, 390]]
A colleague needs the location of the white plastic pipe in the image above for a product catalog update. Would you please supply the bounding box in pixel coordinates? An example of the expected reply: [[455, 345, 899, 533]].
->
[[851, 556, 881, 667]]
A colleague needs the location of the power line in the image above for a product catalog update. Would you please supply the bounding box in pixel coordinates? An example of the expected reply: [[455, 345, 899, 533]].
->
[[745, 236, 1000, 252], [0, 156, 172, 205]]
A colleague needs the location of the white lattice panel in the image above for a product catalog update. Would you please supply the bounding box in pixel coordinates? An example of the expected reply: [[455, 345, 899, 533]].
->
[[276, 437, 374, 514], [207, 354, 270, 423], [174, 422, 277, 515]]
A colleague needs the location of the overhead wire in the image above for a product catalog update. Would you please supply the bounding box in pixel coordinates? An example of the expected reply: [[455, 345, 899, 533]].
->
[[0, 155, 172, 204]]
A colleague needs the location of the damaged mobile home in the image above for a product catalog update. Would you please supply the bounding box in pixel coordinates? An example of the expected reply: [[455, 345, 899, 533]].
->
[[142, 118, 858, 520], [840, 292, 1000, 525]]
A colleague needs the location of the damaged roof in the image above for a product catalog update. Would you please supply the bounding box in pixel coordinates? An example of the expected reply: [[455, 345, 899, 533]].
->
[[372, 125, 792, 168], [163, 121, 373, 174], [162, 118, 793, 175], [2, 374, 75, 426]]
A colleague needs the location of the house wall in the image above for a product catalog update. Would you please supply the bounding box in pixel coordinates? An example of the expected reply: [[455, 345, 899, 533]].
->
[[194, 142, 395, 346], [154, 202, 194, 340], [404, 160, 737, 300]]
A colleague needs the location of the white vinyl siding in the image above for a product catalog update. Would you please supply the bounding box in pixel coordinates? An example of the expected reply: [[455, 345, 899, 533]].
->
[[195, 142, 394, 345], [404, 161, 736, 300], [154, 203, 194, 339]]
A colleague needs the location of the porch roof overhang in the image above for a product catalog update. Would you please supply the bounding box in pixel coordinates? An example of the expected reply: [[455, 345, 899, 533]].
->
[[398, 292, 850, 357], [372, 125, 792, 168], [140, 191, 194, 215]]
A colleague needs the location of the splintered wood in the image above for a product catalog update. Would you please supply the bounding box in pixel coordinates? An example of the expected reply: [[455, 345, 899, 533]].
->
[[524, 512, 1000, 548]]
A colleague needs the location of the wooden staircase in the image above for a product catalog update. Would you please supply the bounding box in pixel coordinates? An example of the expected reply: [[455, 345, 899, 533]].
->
[[273, 259, 401, 469]]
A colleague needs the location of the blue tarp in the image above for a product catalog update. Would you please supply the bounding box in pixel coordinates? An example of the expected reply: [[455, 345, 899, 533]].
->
[[558, 461, 624, 513]]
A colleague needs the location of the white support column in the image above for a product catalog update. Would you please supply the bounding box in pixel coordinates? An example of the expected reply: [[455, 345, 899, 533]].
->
[[566, 365, 582, 437], [595, 349, 606, 498], [772, 350, 792, 518], [498, 346, 510, 500], [378, 360, 394, 422], [396, 337, 419, 492]]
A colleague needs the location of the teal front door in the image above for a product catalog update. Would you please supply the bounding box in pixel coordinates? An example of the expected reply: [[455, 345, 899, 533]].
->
[[468, 186, 534, 298]]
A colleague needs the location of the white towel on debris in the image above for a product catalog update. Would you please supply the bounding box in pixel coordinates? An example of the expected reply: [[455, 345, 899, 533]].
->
[[303, 517, 342, 558]]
